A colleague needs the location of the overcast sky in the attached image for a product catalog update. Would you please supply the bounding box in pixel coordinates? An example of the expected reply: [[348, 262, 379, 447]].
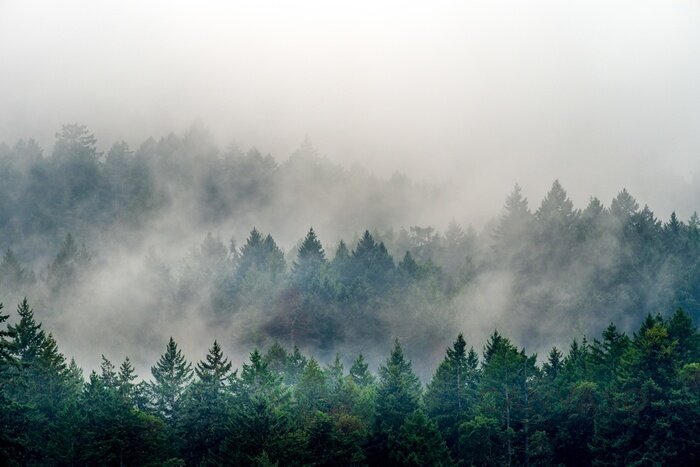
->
[[2, 0, 700, 220]]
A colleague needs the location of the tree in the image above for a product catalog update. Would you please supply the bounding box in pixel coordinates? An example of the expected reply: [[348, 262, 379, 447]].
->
[[46, 233, 90, 293], [0, 249, 34, 291], [0, 302, 28, 460], [375, 340, 422, 434], [349, 354, 375, 387], [223, 350, 304, 465], [592, 320, 699, 465], [296, 358, 328, 414], [195, 340, 232, 386], [590, 323, 629, 387], [479, 330, 537, 467], [149, 337, 193, 422], [389, 410, 452, 466], [179, 341, 234, 464], [424, 334, 479, 456]]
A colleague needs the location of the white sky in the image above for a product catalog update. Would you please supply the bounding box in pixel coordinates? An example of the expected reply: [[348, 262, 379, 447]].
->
[[2, 0, 700, 220]]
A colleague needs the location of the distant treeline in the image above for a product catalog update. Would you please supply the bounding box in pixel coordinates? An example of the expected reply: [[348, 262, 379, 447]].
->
[[3, 123, 700, 368], [1, 298, 698, 465]]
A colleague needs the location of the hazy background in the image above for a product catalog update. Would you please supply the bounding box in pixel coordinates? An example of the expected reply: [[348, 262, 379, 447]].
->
[[2, 0, 700, 375], [2, 0, 700, 222]]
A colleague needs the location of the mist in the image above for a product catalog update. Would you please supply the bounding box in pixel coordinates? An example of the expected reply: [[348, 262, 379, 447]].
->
[[1, 0, 700, 372], [2, 1, 700, 222], [2, 3, 700, 465]]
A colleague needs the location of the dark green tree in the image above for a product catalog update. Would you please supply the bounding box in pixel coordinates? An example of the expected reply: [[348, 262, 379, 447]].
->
[[424, 334, 479, 457], [149, 337, 193, 422]]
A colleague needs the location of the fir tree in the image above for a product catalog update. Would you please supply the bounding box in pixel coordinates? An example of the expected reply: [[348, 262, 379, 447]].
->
[[424, 334, 479, 456], [195, 340, 232, 386], [149, 337, 193, 421]]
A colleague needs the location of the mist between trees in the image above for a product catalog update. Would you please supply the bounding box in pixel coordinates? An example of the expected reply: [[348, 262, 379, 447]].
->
[[1, 296, 698, 465], [1, 124, 700, 378]]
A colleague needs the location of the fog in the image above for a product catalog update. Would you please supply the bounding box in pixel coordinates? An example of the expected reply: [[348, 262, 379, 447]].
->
[[2, 1, 700, 221], [2, 1, 700, 377]]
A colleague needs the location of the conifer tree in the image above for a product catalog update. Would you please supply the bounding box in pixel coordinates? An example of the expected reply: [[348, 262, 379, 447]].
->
[[292, 228, 327, 291], [389, 410, 452, 466], [297, 358, 328, 413], [375, 340, 422, 434], [150, 337, 193, 421], [263, 340, 288, 375], [7, 298, 45, 363], [424, 334, 479, 455], [349, 354, 375, 387], [195, 340, 232, 386], [117, 357, 138, 401]]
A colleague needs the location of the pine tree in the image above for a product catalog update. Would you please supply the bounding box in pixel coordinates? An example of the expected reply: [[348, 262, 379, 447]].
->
[[100, 355, 118, 389], [285, 345, 308, 385], [195, 340, 232, 385], [349, 354, 375, 387], [542, 347, 563, 380], [590, 323, 629, 386], [478, 330, 537, 467], [47, 233, 90, 293], [179, 341, 233, 465], [224, 350, 303, 465], [375, 340, 422, 434], [117, 357, 139, 401], [292, 228, 327, 291], [424, 334, 479, 456], [389, 410, 452, 466], [149, 337, 193, 421], [263, 341, 288, 375], [296, 358, 328, 413], [0, 249, 33, 290], [7, 298, 45, 363], [592, 320, 698, 465], [0, 302, 28, 460]]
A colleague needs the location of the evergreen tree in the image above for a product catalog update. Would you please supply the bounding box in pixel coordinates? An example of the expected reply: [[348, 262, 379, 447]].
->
[[389, 410, 452, 466], [375, 340, 422, 434], [424, 334, 479, 456], [149, 337, 193, 421], [47, 233, 90, 293], [7, 298, 45, 364], [296, 358, 329, 413], [478, 330, 538, 467], [0, 249, 33, 290], [179, 341, 234, 464], [224, 350, 304, 465], [195, 340, 233, 385], [117, 357, 139, 401], [349, 354, 375, 387], [292, 228, 327, 292]]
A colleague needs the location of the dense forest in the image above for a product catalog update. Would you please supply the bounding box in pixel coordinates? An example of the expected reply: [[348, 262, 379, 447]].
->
[[1, 125, 700, 464], [2, 125, 700, 373], [1, 298, 698, 465]]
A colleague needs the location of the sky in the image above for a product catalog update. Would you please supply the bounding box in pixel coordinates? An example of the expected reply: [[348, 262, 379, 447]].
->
[[2, 0, 700, 221]]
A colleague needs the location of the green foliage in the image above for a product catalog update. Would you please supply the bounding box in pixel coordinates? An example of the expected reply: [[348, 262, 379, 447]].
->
[[0, 297, 699, 465], [149, 337, 193, 421], [389, 410, 452, 466], [424, 334, 478, 455]]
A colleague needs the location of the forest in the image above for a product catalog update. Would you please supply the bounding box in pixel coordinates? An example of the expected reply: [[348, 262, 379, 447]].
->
[[1, 125, 700, 465], [2, 125, 700, 368], [0, 298, 698, 465]]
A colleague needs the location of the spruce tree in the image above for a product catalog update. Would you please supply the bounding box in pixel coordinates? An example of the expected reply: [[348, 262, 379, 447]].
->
[[375, 340, 422, 434], [349, 354, 375, 387], [389, 410, 452, 466], [424, 334, 479, 456], [195, 340, 232, 386], [292, 228, 327, 291], [150, 337, 193, 421]]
